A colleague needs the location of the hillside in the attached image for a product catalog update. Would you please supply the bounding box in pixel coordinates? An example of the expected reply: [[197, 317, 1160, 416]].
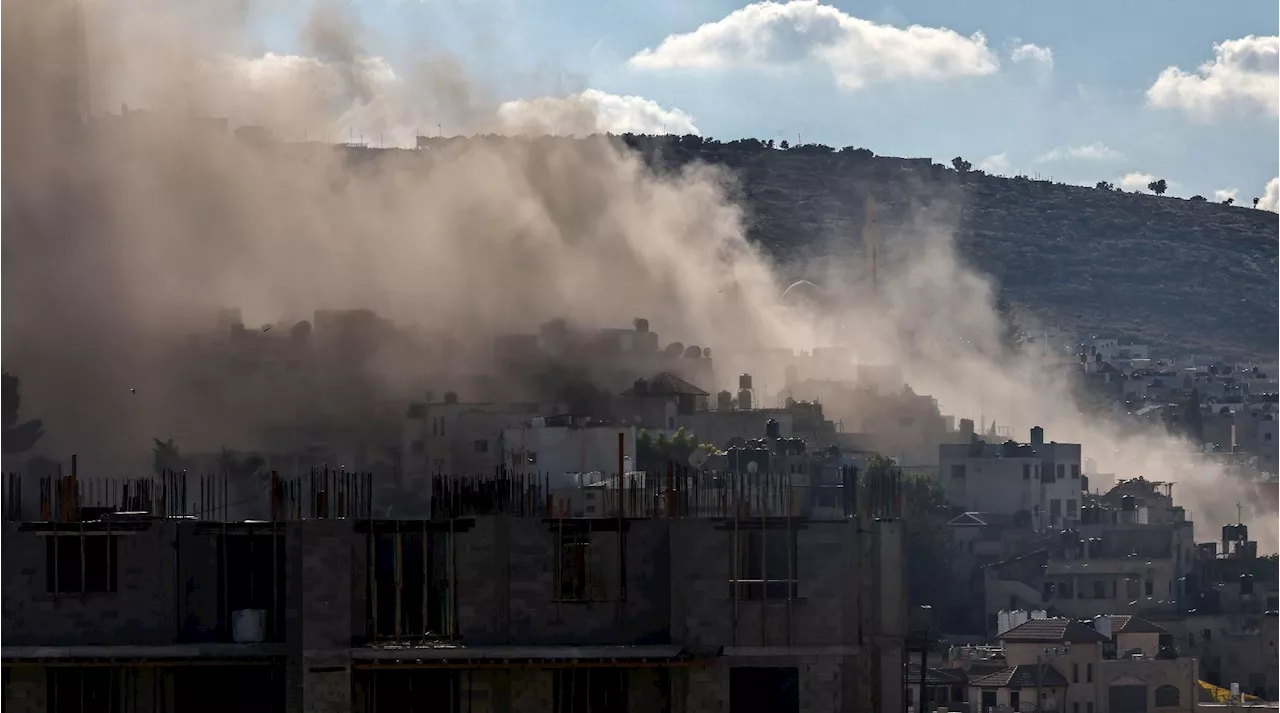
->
[[624, 136, 1279, 361]]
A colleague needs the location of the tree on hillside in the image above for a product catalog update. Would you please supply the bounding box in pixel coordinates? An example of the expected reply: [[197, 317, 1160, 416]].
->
[[840, 146, 874, 159], [2, 373, 44, 455], [1189, 195, 1206, 202], [779, 140, 790, 150], [995, 296, 1028, 354], [1222, 197, 1235, 206], [951, 157, 973, 173], [1253, 197, 1260, 208], [1096, 181, 1115, 191], [218, 447, 265, 479], [152, 438, 188, 476], [1179, 390, 1204, 444], [1147, 179, 1168, 195], [765, 139, 775, 149]]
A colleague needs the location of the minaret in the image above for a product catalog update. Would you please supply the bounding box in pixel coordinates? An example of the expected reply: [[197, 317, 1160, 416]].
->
[[863, 192, 879, 296]]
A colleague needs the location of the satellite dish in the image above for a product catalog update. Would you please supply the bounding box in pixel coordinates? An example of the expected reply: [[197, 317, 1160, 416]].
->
[[689, 448, 709, 468], [746, 461, 759, 474]]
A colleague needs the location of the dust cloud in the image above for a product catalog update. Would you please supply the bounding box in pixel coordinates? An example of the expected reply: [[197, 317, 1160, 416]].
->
[[2, 0, 1271, 550]]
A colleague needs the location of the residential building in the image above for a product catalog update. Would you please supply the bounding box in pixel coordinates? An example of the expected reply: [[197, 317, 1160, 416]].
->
[[938, 427, 1083, 529], [981, 617, 1198, 713], [2, 466, 910, 712], [500, 420, 638, 490]]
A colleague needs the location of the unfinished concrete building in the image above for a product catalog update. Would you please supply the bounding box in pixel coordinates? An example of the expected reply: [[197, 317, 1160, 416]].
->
[[2, 463, 907, 712]]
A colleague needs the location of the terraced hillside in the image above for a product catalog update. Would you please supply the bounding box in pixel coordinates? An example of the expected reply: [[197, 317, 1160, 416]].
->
[[626, 136, 1279, 361]]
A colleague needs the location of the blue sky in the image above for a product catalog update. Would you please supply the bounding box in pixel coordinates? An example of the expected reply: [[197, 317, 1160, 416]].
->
[[249, 0, 1279, 203]]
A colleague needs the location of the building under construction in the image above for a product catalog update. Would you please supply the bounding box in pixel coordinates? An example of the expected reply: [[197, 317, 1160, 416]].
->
[[2, 460, 908, 713]]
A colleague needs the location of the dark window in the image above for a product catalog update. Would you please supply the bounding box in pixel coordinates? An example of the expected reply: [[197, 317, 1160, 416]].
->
[[1127, 577, 1140, 599], [1093, 580, 1106, 599], [473, 440, 488, 453], [1075, 704, 1080, 713], [555, 669, 626, 713], [1157, 686, 1182, 706], [982, 691, 998, 710], [1067, 499, 1078, 517], [732, 528, 797, 600], [1088, 703, 1094, 713], [1059, 579, 1073, 598], [372, 529, 448, 639], [1011, 691, 1021, 710], [1072, 464, 1081, 479], [730, 667, 798, 713], [1145, 579, 1154, 596], [555, 530, 615, 602], [1074, 663, 1080, 683], [48, 667, 119, 713], [366, 670, 460, 713], [1023, 464, 1031, 479], [1087, 663, 1093, 683], [46, 535, 118, 594], [1057, 464, 1066, 480], [220, 532, 286, 642], [1108, 685, 1147, 713], [950, 464, 966, 478]]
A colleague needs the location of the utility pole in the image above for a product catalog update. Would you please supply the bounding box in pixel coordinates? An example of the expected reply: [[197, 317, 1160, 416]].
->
[[1036, 646, 1069, 713]]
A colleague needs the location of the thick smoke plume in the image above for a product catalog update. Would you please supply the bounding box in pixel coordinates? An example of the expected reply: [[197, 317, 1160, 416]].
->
[[3, 0, 1273, 550]]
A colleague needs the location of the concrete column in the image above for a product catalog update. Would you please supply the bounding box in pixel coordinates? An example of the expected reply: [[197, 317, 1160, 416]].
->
[[287, 520, 356, 713]]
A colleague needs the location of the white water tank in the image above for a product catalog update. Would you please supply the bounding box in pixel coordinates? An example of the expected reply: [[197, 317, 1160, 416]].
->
[[232, 609, 266, 643], [1094, 615, 1113, 640]]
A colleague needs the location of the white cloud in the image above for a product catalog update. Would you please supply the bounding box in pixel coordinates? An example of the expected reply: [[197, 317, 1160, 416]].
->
[[1259, 178, 1279, 212], [496, 90, 700, 136], [1118, 172, 1157, 191], [1213, 188, 1239, 203], [1146, 35, 1279, 121], [627, 0, 999, 91], [978, 153, 1011, 175], [1010, 42, 1053, 69], [1036, 142, 1124, 163], [193, 54, 698, 142]]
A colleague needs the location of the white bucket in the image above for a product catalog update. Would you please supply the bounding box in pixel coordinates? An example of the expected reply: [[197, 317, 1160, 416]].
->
[[231, 609, 266, 643]]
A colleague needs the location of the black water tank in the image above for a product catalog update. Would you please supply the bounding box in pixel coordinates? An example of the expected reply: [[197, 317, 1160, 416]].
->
[[1222, 524, 1237, 543], [1241, 573, 1255, 596], [739, 373, 753, 390], [766, 419, 781, 439], [1236, 524, 1249, 542], [443, 391, 458, 405], [633, 318, 650, 333]]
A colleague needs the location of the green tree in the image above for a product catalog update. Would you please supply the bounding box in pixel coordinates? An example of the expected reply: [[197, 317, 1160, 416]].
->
[[1253, 197, 1260, 208], [864, 457, 957, 611], [1095, 181, 1115, 191], [779, 140, 790, 150], [1147, 179, 1168, 195], [1222, 197, 1234, 206], [951, 156, 973, 173], [2, 373, 44, 455]]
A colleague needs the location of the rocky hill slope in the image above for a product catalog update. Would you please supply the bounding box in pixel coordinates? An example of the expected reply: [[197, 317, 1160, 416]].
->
[[625, 136, 1278, 361]]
